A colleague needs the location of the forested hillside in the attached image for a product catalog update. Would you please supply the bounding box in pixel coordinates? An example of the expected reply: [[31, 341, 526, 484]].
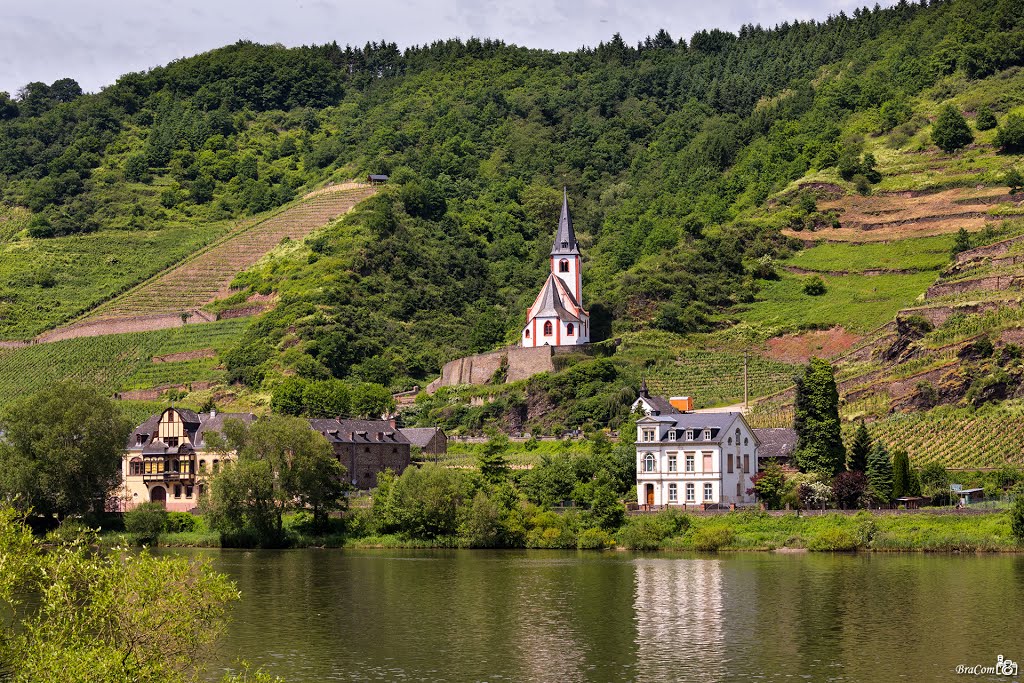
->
[[3, 0, 1024, 433]]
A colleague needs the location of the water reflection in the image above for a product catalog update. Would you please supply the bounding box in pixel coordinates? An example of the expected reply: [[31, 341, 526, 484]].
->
[[633, 558, 726, 681], [153, 549, 1024, 683]]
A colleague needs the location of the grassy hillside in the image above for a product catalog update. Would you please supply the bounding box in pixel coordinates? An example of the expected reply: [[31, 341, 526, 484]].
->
[[2, 0, 1024, 447]]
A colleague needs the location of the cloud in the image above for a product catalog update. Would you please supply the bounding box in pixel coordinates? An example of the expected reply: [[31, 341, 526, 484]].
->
[[0, 0, 895, 95]]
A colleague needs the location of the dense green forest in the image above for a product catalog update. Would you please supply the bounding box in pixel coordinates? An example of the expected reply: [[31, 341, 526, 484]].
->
[[3, 0, 1024, 427]]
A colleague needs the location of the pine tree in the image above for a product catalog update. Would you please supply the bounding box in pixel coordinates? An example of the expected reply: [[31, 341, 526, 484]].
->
[[891, 448, 912, 499], [793, 358, 846, 477], [477, 433, 510, 483], [866, 442, 894, 506], [932, 104, 973, 153], [848, 421, 872, 473]]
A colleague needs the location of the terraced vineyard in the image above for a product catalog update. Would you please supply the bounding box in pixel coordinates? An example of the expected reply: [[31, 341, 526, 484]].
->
[[644, 351, 799, 408], [48, 184, 375, 339], [0, 319, 248, 409], [855, 405, 1024, 468]]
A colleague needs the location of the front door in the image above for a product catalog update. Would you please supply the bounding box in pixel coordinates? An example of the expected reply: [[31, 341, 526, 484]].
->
[[150, 485, 167, 508], [646, 484, 654, 506]]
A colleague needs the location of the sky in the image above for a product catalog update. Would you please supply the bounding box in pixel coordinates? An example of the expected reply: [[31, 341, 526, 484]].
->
[[0, 0, 897, 96]]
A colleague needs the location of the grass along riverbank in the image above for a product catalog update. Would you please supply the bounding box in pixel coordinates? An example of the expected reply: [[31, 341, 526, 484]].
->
[[98, 508, 1023, 553]]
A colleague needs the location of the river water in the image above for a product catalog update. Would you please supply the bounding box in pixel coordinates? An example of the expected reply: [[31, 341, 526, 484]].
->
[[163, 549, 1024, 682]]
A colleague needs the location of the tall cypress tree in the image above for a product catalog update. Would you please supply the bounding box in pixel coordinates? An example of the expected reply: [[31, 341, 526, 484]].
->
[[891, 449, 912, 499], [793, 357, 846, 477], [867, 442, 894, 506], [848, 421, 872, 473]]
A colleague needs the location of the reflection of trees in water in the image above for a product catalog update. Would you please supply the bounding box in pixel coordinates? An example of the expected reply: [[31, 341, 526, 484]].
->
[[509, 556, 638, 682], [633, 558, 726, 681]]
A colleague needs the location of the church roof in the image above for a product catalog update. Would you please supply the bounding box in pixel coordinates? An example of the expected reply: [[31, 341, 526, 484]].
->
[[530, 274, 581, 322], [551, 188, 579, 255]]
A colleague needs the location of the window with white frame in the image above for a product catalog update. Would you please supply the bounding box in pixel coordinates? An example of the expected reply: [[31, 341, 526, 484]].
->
[[643, 453, 656, 472], [685, 453, 695, 472], [668, 430, 677, 441], [668, 454, 677, 472], [703, 429, 711, 440], [685, 430, 694, 441], [704, 483, 713, 501], [642, 429, 655, 442], [668, 483, 678, 503], [685, 483, 695, 502]]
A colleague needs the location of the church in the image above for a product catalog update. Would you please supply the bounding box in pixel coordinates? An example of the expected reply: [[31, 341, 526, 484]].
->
[[521, 190, 591, 347]]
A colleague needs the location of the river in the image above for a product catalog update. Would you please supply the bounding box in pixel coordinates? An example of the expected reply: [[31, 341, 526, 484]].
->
[[160, 549, 1024, 682]]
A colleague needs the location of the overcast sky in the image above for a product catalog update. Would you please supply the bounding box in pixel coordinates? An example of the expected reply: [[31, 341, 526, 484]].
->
[[0, 0, 896, 96]]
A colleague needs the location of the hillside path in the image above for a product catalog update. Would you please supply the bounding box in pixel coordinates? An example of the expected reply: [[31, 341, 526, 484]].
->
[[35, 183, 376, 343]]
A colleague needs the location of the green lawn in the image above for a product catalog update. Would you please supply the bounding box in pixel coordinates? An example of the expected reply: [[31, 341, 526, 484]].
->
[[735, 271, 937, 333], [786, 236, 953, 273]]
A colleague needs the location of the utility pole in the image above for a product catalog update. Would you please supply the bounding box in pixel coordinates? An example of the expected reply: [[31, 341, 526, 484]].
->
[[743, 351, 749, 412]]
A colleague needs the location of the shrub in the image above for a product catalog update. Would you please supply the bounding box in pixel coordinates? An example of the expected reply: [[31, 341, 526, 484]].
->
[[692, 525, 735, 552], [165, 511, 200, 533], [1011, 497, 1024, 544], [932, 104, 973, 153], [617, 515, 668, 551], [807, 527, 859, 551], [975, 107, 997, 131], [577, 527, 613, 549], [852, 173, 871, 196], [803, 276, 827, 296], [995, 113, 1024, 153], [124, 502, 168, 539]]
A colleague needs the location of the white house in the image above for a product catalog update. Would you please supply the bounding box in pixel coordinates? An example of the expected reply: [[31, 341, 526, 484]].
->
[[635, 411, 760, 508], [521, 189, 591, 347]]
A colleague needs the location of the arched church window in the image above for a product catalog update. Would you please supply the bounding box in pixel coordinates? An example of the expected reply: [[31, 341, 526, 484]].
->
[[525, 329, 530, 338], [566, 323, 575, 336], [559, 259, 569, 273], [543, 321, 553, 336]]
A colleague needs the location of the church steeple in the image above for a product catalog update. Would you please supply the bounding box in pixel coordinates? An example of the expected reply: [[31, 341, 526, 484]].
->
[[551, 188, 579, 255]]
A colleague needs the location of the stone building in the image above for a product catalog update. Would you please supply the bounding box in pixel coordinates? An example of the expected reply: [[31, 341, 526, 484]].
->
[[122, 410, 413, 510], [399, 427, 448, 457], [308, 418, 411, 489]]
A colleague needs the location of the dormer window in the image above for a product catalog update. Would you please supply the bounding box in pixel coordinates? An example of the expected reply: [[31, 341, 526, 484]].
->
[[641, 428, 656, 443], [685, 430, 694, 441], [669, 430, 677, 441], [703, 430, 711, 441], [561, 240, 569, 249], [136, 434, 147, 446]]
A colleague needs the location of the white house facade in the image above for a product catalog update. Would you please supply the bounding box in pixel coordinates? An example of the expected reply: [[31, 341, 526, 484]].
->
[[635, 411, 759, 508], [521, 190, 590, 347]]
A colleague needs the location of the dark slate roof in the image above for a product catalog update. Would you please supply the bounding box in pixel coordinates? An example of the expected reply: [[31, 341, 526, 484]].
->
[[368, 174, 389, 181], [637, 412, 742, 444], [551, 188, 579, 256], [531, 274, 581, 322], [128, 410, 255, 450], [753, 428, 797, 459], [194, 413, 256, 448], [399, 427, 444, 448], [308, 419, 411, 444], [634, 383, 681, 416]]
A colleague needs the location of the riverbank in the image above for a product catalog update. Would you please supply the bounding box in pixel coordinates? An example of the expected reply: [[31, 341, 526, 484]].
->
[[100, 509, 1023, 553]]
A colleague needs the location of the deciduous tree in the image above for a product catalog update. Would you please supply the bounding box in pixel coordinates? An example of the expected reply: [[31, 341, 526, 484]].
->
[[0, 383, 131, 519]]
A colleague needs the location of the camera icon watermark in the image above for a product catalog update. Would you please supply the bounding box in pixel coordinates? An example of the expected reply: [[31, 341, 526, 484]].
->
[[955, 655, 1018, 677]]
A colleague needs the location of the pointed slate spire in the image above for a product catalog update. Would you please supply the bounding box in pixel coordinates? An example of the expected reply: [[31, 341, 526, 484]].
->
[[551, 187, 579, 255], [639, 377, 649, 398]]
